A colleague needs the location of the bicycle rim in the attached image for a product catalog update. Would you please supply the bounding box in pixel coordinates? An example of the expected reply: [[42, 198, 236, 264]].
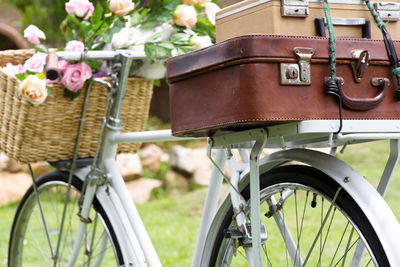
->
[[8, 171, 122, 267], [205, 165, 389, 266]]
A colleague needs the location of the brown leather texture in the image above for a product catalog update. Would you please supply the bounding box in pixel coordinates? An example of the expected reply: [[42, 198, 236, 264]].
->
[[167, 35, 400, 137]]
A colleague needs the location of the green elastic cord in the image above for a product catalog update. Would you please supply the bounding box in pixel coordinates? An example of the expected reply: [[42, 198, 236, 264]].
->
[[364, 0, 387, 29], [323, 0, 336, 82], [393, 67, 400, 86]]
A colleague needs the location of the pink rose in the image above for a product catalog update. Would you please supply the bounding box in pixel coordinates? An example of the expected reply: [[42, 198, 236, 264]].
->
[[65, 0, 95, 19], [173, 5, 197, 29], [24, 52, 47, 73], [58, 60, 70, 74], [65, 40, 85, 52], [2, 63, 26, 76], [24, 25, 46, 45], [61, 63, 92, 92], [109, 0, 135, 17]]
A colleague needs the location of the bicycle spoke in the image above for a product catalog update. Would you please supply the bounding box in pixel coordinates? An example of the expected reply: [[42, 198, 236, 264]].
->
[[281, 190, 290, 267], [86, 213, 99, 266], [29, 165, 55, 258], [262, 244, 273, 267], [328, 222, 350, 267], [341, 228, 355, 267], [303, 187, 342, 265], [318, 207, 337, 265], [332, 237, 361, 266]]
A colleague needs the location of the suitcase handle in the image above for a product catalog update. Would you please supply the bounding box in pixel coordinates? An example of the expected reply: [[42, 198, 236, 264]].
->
[[315, 18, 371, 39], [336, 77, 389, 111]]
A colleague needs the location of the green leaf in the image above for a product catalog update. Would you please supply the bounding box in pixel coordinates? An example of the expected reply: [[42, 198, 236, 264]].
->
[[46, 86, 53, 97], [34, 44, 49, 53], [175, 45, 193, 55], [144, 42, 173, 60], [130, 11, 142, 26], [144, 43, 158, 61], [67, 14, 82, 28], [64, 88, 81, 100], [153, 79, 161, 87], [140, 20, 157, 30], [26, 70, 38, 75], [170, 33, 191, 44], [36, 73, 46, 79], [103, 19, 125, 43], [15, 73, 26, 81], [157, 41, 175, 49], [147, 31, 163, 42], [91, 2, 103, 25], [163, 0, 180, 11], [86, 60, 103, 72]]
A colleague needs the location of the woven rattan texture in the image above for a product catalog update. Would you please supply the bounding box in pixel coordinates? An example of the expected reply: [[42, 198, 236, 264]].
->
[[0, 49, 153, 163]]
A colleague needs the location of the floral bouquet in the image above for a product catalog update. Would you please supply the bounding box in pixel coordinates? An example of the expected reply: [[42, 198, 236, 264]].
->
[[2, 0, 220, 105]]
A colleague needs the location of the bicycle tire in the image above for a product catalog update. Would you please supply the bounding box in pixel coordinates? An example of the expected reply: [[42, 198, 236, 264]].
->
[[201, 165, 390, 266], [8, 170, 123, 266]]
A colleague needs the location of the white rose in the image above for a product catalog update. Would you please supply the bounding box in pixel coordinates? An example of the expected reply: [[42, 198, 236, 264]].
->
[[110, 0, 135, 17], [204, 2, 220, 25], [190, 35, 213, 50], [173, 5, 197, 29], [18, 75, 48, 105], [112, 28, 134, 49], [135, 60, 166, 80]]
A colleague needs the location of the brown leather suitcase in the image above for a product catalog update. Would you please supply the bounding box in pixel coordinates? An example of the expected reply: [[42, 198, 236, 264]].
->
[[167, 35, 400, 137], [216, 0, 400, 42]]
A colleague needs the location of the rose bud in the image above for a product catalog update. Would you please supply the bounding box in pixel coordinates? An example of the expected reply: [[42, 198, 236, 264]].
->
[[173, 5, 197, 29], [110, 0, 135, 17], [24, 25, 46, 45], [65, 0, 95, 19]]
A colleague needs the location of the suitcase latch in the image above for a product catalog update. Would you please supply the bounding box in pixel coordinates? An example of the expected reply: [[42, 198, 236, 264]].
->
[[281, 0, 309, 17], [374, 2, 400, 21], [351, 50, 369, 83], [280, 47, 314, 85]]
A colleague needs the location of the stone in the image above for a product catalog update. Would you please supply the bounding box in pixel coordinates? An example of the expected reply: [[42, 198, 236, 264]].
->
[[139, 144, 163, 173], [165, 170, 189, 188], [192, 160, 213, 186], [126, 178, 162, 204], [0, 172, 32, 206], [0, 152, 23, 173], [116, 153, 143, 181], [169, 145, 198, 175]]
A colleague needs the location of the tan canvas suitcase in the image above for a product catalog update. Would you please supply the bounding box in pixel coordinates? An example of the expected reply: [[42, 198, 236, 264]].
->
[[216, 0, 400, 42]]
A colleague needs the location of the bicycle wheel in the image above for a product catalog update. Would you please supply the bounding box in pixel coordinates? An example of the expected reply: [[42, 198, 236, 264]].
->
[[8, 170, 123, 266], [202, 165, 390, 266]]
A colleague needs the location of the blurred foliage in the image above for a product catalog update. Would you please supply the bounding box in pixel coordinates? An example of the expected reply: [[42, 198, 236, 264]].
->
[[5, 0, 108, 46]]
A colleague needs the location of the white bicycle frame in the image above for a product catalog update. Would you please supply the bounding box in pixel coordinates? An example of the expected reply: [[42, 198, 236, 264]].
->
[[54, 50, 400, 267]]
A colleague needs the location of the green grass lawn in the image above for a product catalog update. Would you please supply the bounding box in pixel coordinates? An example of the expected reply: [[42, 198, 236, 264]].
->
[[1, 140, 400, 266]]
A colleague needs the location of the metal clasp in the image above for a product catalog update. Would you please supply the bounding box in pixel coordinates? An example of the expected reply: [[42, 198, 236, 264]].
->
[[374, 2, 400, 21], [280, 47, 314, 85], [281, 0, 309, 17], [351, 50, 369, 83]]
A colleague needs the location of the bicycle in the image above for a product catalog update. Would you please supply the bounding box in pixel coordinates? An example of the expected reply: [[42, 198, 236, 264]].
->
[[6, 49, 400, 266]]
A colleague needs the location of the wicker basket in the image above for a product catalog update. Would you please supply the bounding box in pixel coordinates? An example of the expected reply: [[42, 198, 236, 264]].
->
[[0, 49, 153, 163]]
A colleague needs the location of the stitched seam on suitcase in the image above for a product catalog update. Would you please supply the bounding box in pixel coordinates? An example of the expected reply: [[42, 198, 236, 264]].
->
[[174, 117, 400, 134]]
